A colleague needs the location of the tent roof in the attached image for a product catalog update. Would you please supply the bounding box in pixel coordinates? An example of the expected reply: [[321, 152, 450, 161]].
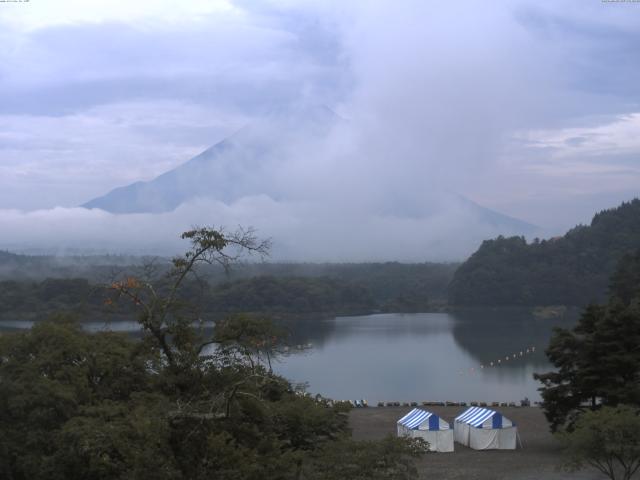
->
[[397, 408, 438, 429], [455, 406, 504, 427]]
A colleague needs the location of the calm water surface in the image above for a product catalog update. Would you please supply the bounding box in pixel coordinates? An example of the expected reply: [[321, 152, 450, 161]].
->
[[274, 310, 576, 403], [0, 310, 576, 403]]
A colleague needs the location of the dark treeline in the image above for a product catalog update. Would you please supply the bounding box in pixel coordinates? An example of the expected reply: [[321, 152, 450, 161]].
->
[[448, 199, 640, 307], [0, 262, 458, 321], [206, 276, 375, 316]]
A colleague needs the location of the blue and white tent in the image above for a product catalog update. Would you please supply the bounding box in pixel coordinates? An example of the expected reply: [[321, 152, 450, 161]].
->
[[454, 407, 517, 450], [397, 408, 454, 452]]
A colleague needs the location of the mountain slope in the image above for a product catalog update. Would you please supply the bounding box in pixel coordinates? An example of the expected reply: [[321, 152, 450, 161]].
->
[[82, 106, 338, 213], [81, 106, 539, 259], [448, 198, 640, 306]]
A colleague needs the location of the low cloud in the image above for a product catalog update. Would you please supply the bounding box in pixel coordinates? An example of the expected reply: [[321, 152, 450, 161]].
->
[[0, 195, 524, 262], [0, 1, 639, 258]]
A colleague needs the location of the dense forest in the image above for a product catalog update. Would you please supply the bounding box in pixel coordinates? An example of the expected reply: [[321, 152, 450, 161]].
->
[[0, 261, 457, 321], [448, 199, 640, 307]]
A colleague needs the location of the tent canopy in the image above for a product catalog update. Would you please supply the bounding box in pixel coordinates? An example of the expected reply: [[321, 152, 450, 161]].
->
[[397, 408, 448, 431], [455, 406, 513, 429]]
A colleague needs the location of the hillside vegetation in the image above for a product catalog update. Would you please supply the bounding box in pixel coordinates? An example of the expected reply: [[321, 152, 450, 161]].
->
[[0, 262, 457, 321], [448, 199, 640, 306]]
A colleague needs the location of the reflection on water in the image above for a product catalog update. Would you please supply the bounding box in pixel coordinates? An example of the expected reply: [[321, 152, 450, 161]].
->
[[274, 310, 577, 403], [0, 309, 577, 402]]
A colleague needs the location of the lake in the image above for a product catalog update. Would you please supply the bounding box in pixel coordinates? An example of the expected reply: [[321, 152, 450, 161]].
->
[[0, 309, 576, 404], [274, 310, 577, 404]]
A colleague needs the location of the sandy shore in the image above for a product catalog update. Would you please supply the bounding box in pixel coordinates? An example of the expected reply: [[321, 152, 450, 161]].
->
[[349, 406, 606, 480]]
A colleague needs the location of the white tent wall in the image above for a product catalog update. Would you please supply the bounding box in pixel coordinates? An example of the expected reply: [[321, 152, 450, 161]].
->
[[400, 428, 455, 453], [468, 427, 517, 450], [434, 430, 454, 453], [454, 421, 470, 446], [396, 408, 454, 453]]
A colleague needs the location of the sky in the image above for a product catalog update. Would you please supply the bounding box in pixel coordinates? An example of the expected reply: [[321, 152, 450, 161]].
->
[[0, 0, 638, 259]]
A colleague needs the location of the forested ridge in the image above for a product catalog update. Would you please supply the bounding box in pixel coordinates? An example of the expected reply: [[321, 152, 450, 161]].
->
[[448, 199, 640, 307], [0, 262, 457, 321]]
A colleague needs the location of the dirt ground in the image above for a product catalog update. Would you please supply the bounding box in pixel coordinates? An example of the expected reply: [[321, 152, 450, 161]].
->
[[349, 406, 607, 480]]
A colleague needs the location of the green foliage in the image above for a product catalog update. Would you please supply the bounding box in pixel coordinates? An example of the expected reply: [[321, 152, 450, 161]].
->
[[449, 199, 640, 306], [207, 275, 375, 316], [559, 405, 640, 480], [610, 249, 640, 306], [535, 250, 640, 431], [0, 278, 100, 320], [0, 227, 427, 479], [0, 261, 457, 322], [0, 315, 395, 479], [302, 436, 429, 480], [0, 318, 155, 479]]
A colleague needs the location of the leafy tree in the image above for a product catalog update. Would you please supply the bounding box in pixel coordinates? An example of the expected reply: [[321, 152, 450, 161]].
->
[[213, 314, 289, 373], [560, 405, 640, 480], [0, 227, 427, 479], [302, 436, 429, 480], [0, 317, 155, 479]]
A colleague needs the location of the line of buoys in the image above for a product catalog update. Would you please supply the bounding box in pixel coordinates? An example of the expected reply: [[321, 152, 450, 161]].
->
[[458, 346, 537, 376]]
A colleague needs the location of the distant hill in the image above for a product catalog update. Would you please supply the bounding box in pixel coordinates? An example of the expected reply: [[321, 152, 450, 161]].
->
[[448, 199, 640, 306]]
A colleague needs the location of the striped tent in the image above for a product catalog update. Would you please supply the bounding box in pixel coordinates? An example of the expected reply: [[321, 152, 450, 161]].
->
[[397, 408, 454, 452], [454, 406, 517, 450]]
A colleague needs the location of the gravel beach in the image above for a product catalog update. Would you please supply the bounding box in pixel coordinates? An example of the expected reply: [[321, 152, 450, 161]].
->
[[349, 406, 607, 480]]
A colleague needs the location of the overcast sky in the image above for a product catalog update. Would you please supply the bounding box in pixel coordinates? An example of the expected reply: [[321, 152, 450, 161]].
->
[[0, 0, 638, 258]]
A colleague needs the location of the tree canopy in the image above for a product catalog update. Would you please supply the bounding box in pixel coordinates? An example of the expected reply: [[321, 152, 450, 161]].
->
[[535, 248, 640, 431], [559, 405, 640, 480], [0, 227, 428, 479], [449, 199, 640, 306]]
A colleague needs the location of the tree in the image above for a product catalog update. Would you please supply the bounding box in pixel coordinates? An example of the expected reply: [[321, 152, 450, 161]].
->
[[213, 313, 289, 373], [108, 226, 271, 370], [535, 301, 640, 431], [303, 436, 429, 480], [560, 405, 640, 480], [0, 316, 156, 479], [0, 227, 428, 479], [449, 199, 640, 307], [610, 249, 640, 306], [535, 250, 640, 431]]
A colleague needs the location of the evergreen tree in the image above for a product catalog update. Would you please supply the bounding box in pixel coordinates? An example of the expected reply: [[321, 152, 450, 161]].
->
[[535, 250, 640, 431]]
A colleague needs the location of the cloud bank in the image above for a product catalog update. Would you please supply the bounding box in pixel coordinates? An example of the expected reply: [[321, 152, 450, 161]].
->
[[0, 0, 638, 259]]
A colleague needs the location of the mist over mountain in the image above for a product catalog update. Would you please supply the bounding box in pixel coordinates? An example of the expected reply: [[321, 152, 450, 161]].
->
[[78, 106, 538, 260], [1, 1, 638, 262], [83, 106, 339, 213]]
